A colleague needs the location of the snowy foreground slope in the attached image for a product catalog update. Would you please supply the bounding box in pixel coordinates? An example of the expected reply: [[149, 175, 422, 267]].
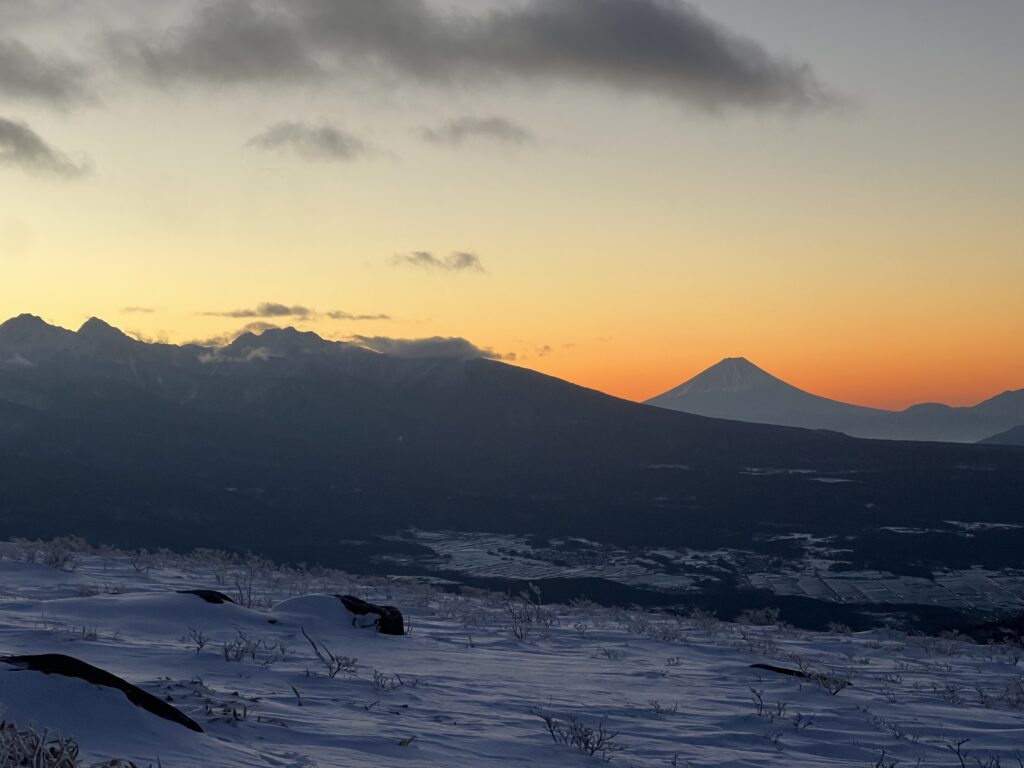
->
[[0, 542, 1022, 767]]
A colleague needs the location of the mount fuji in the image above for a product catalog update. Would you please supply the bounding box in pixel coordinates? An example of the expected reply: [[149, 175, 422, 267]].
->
[[647, 357, 1024, 443]]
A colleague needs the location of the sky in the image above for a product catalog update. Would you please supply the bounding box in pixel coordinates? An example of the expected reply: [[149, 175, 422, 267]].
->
[[1, 0, 1021, 410]]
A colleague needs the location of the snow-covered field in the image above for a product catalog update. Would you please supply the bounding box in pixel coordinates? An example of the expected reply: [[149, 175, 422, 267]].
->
[[1, 540, 1022, 767]]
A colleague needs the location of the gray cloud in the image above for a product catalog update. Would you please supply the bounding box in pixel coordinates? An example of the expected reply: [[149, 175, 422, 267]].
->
[[110, 0, 834, 111], [352, 335, 510, 361], [109, 2, 321, 86], [0, 117, 88, 178], [0, 38, 91, 107], [126, 329, 169, 344], [201, 302, 390, 320], [121, 306, 155, 314], [327, 310, 391, 321], [247, 121, 370, 161], [420, 116, 535, 147], [233, 320, 279, 337], [202, 302, 314, 319], [391, 251, 485, 273]]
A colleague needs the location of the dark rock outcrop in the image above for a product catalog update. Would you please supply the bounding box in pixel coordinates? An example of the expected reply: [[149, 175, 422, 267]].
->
[[177, 588, 236, 604], [750, 662, 851, 693], [336, 595, 405, 636], [0, 653, 203, 732]]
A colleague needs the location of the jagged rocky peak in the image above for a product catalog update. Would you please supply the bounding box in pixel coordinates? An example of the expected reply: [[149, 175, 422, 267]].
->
[[0, 313, 56, 338], [0, 314, 74, 354], [77, 317, 131, 340], [225, 326, 354, 357]]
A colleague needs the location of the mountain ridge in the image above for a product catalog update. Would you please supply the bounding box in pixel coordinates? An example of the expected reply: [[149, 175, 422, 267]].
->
[[647, 357, 1024, 443], [0, 315, 1021, 576], [979, 425, 1024, 446], [661, 357, 793, 394]]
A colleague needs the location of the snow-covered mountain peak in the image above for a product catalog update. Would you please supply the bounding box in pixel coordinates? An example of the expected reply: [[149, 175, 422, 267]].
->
[[670, 357, 791, 395], [647, 355, 1024, 442]]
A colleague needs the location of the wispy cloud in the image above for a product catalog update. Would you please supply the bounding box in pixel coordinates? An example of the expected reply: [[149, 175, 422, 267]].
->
[[126, 329, 169, 344], [419, 116, 535, 147], [121, 306, 156, 314], [247, 122, 370, 161], [109, 0, 836, 112], [352, 335, 511, 361], [0, 117, 88, 178], [0, 38, 91, 108], [201, 302, 314, 319], [391, 251, 485, 273], [327, 310, 391, 321], [201, 302, 390, 320]]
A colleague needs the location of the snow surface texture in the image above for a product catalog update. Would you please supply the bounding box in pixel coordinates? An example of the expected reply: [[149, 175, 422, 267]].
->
[[0, 541, 1023, 767]]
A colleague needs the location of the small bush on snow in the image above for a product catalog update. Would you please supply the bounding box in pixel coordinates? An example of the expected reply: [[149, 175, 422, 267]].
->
[[10, 537, 85, 571], [0, 721, 80, 767], [0, 721, 146, 767], [300, 627, 357, 679], [533, 709, 624, 762]]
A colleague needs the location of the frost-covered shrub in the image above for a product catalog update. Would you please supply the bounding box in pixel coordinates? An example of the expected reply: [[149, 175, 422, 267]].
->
[[0, 721, 80, 767], [503, 584, 553, 640], [230, 553, 274, 608], [534, 710, 623, 761], [220, 629, 286, 664], [999, 675, 1024, 709], [129, 550, 157, 575], [301, 627, 357, 678], [10, 537, 85, 571]]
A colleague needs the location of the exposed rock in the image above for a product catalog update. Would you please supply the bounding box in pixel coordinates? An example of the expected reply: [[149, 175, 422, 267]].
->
[[750, 662, 851, 693], [0, 653, 203, 733], [336, 595, 405, 636], [177, 588, 236, 604]]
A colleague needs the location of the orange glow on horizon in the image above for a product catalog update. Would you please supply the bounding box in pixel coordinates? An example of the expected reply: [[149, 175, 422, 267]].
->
[[527, 356, 1024, 412]]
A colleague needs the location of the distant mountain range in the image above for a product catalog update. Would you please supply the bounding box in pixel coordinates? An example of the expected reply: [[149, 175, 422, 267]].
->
[[980, 425, 1024, 446], [647, 357, 1024, 443], [0, 315, 1022, 586]]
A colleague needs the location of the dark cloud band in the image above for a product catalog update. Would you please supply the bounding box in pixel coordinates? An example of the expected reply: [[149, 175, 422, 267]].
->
[[0, 38, 91, 108], [0, 117, 88, 178], [111, 0, 834, 111], [202, 302, 315, 319], [201, 302, 391, 321]]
